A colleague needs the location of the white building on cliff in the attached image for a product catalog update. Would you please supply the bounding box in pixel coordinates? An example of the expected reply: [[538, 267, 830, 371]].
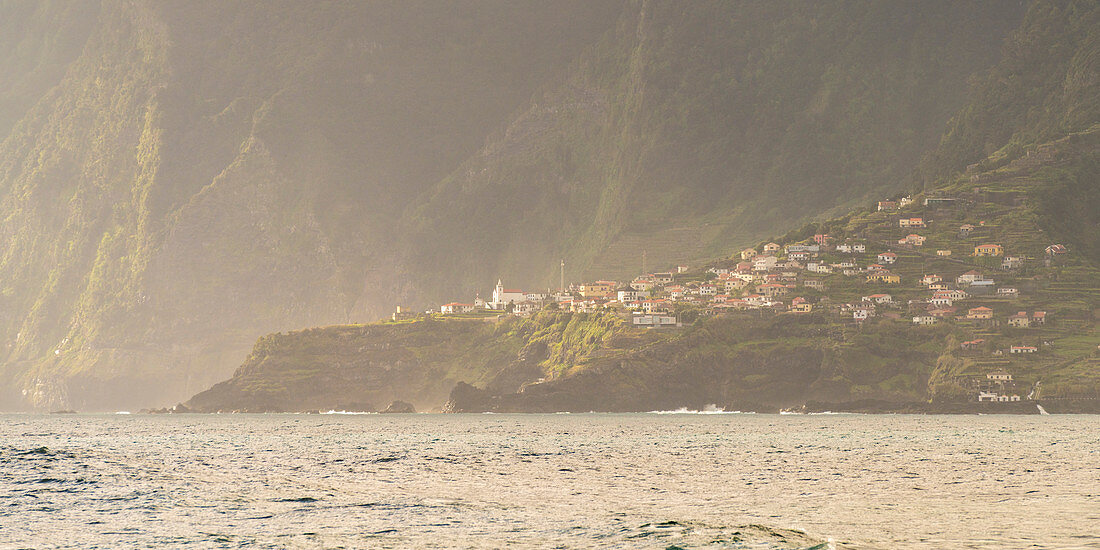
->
[[489, 279, 526, 310]]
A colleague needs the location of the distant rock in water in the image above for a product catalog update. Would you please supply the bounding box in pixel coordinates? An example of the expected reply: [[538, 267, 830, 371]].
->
[[48, 410, 77, 414], [381, 401, 416, 414], [334, 402, 377, 413], [443, 382, 495, 413], [142, 404, 192, 414]]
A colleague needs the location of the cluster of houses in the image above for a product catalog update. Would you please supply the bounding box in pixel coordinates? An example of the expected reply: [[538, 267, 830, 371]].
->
[[426, 192, 1068, 337], [963, 371, 1024, 402], [429, 230, 915, 325]]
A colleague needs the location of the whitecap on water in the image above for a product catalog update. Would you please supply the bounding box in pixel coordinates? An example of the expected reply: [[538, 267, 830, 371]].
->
[[647, 404, 748, 414]]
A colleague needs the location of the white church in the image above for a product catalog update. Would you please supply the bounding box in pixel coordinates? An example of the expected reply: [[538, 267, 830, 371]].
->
[[488, 279, 526, 310]]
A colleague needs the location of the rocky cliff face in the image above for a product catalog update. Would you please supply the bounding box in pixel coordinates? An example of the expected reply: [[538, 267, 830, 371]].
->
[[0, 0, 620, 410]]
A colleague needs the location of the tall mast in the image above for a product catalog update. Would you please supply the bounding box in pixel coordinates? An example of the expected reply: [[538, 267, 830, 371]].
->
[[560, 259, 565, 293]]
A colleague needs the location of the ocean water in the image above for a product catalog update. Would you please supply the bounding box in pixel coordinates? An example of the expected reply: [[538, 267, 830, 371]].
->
[[1, 413, 1097, 549]]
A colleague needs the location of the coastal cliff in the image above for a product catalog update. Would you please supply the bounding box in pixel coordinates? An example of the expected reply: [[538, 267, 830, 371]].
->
[[185, 312, 636, 412], [183, 312, 982, 413]]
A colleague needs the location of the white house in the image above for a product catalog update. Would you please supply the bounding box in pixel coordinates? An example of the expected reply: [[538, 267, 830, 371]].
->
[[864, 293, 893, 304], [1001, 256, 1024, 270], [511, 301, 537, 315], [743, 294, 768, 306], [753, 256, 778, 272], [921, 274, 943, 286], [978, 392, 1021, 402], [929, 295, 953, 307], [440, 302, 474, 314], [957, 270, 984, 285]]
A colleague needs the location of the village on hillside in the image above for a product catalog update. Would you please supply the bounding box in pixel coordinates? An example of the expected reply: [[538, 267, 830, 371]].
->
[[394, 187, 1096, 403]]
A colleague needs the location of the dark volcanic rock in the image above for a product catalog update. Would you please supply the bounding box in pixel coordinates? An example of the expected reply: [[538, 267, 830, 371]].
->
[[442, 382, 494, 413], [381, 400, 415, 414]]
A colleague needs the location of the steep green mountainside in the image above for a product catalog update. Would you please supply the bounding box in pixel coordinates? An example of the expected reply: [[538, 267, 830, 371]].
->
[[404, 1, 1024, 300], [183, 0, 1100, 414], [0, 0, 621, 410], [918, 0, 1100, 187]]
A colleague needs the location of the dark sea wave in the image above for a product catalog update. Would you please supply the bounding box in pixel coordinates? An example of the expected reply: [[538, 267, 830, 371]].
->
[[0, 413, 1097, 549]]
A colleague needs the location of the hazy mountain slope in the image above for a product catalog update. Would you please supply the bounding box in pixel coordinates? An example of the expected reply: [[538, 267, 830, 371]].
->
[[0, 0, 100, 139], [0, 0, 622, 410], [918, 0, 1100, 187], [404, 0, 1025, 301]]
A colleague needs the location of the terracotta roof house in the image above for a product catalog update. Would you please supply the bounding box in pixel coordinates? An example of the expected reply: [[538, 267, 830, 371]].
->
[[898, 234, 926, 247]]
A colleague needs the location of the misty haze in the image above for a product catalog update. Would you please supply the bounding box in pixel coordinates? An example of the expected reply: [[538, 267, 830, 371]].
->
[[0, 1, 1097, 548]]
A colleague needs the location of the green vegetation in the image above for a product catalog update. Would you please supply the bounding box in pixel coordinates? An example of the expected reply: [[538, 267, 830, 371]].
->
[[2, 1, 1097, 411], [186, 311, 640, 412]]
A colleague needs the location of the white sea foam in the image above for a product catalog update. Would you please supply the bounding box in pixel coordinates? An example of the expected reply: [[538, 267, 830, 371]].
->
[[647, 404, 750, 414]]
